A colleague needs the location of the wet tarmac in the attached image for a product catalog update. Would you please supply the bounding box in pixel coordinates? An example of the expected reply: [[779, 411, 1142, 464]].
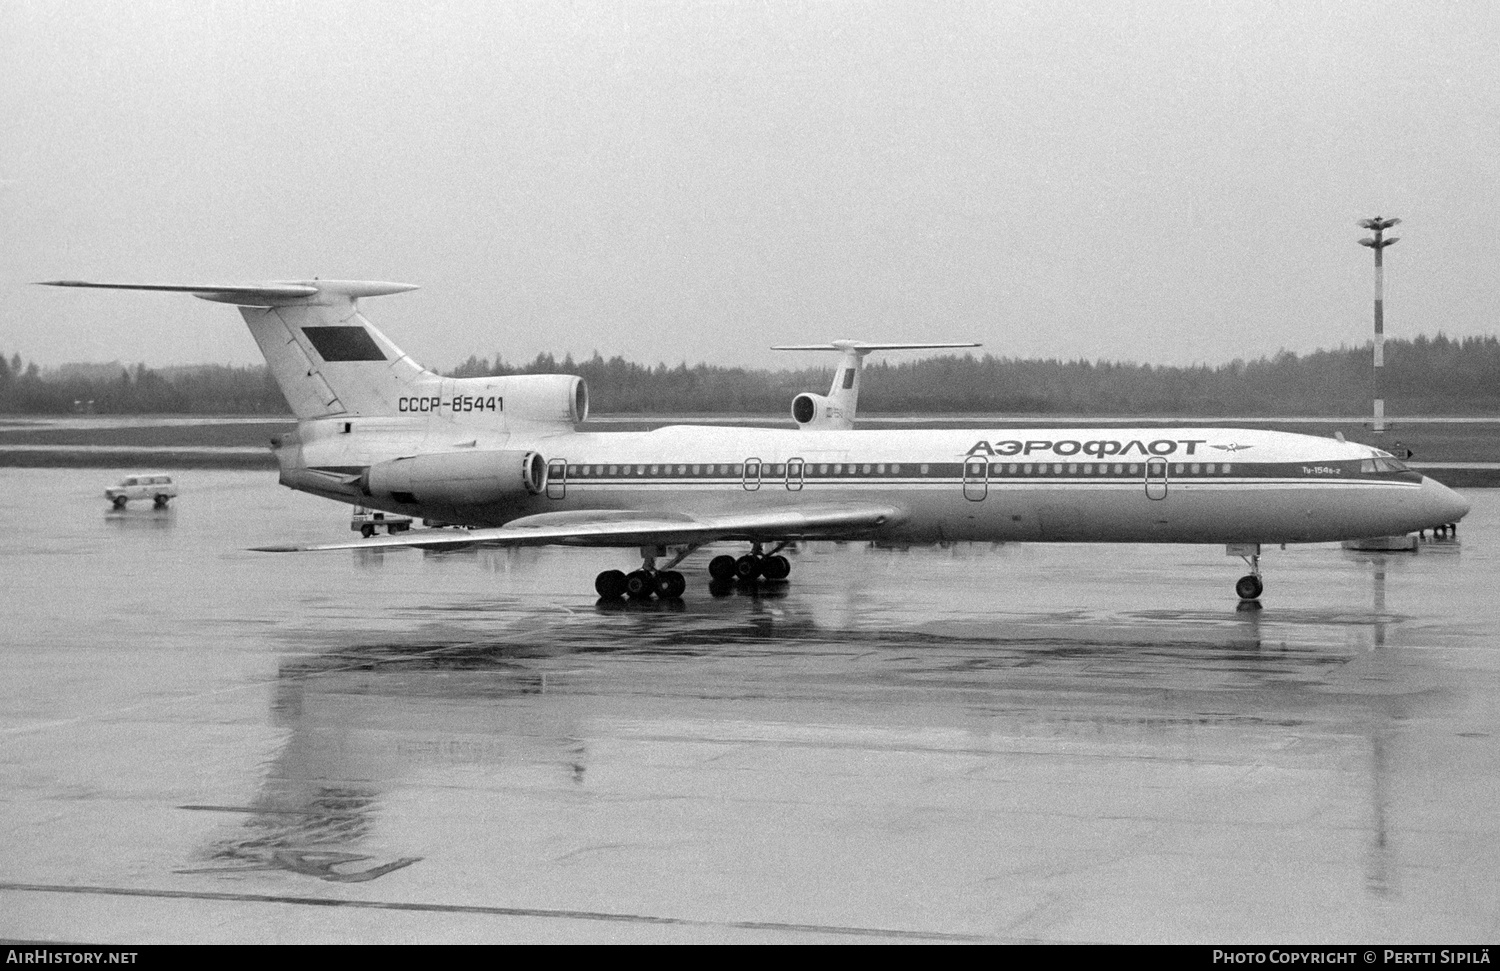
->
[[1, 467, 1497, 943]]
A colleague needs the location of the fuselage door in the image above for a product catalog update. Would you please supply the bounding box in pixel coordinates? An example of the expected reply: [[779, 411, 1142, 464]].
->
[[786, 458, 804, 491], [1145, 457, 1168, 500], [963, 457, 988, 501], [547, 459, 567, 500], [743, 458, 762, 492]]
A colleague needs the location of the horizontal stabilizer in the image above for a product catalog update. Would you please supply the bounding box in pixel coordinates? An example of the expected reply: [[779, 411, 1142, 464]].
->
[[772, 341, 981, 353], [38, 279, 418, 307], [253, 502, 906, 553]]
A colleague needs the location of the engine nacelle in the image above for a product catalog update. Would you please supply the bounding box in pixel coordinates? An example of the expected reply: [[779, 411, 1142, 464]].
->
[[791, 392, 833, 427], [364, 449, 547, 506], [500, 374, 589, 425]]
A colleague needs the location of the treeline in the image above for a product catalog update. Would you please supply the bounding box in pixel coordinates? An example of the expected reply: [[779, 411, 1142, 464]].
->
[[0, 356, 284, 414], [3, 334, 1500, 416], [451, 334, 1500, 416]]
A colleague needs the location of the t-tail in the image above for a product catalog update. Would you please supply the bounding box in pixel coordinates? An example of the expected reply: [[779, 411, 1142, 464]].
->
[[38, 280, 588, 428]]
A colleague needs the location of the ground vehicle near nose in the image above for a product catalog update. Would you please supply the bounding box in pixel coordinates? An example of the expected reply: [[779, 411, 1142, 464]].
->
[[47, 279, 1471, 603], [105, 472, 177, 509]]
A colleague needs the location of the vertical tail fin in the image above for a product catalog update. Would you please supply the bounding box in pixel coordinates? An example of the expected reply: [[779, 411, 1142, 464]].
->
[[40, 280, 429, 419]]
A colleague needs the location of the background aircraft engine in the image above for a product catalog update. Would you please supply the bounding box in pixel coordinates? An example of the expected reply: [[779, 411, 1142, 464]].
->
[[501, 374, 589, 424], [791, 392, 830, 427], [364, 450, 547, 506]]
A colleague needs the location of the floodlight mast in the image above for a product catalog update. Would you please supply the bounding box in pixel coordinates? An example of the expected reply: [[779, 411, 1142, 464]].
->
[[1358, 216, 1400, 434]]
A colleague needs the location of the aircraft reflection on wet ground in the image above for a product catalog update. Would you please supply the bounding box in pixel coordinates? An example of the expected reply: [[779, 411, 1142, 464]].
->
[[0, 469, 1496, 942]]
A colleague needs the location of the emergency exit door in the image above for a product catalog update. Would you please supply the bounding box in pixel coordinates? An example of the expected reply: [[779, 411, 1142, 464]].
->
[[1144, 457, 1168, 500]]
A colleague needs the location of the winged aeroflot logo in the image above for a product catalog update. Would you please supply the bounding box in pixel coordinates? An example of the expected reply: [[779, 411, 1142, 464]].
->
[[1211, 443, 1254, 453]]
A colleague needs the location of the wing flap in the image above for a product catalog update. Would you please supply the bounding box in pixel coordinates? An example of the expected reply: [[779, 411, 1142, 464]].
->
[[253, 502, 906, 553]]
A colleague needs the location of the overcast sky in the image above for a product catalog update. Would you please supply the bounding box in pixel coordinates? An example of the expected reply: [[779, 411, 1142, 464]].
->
[[4, 0, 1498, 373]]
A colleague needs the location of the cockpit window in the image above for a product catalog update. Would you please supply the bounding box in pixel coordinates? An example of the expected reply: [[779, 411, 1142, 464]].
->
[[1361, 457, 1411, 474]]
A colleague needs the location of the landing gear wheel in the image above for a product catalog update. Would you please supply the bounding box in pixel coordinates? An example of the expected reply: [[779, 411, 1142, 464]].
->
[[624, 570, 656, 599], [1235, 575, 1263, 600], [734, 554, 763, 581], [111, 496, 127, 509], [360, 524, 375, 538], [153, 494, 169, 508], [655, 570, 686, 599], [709, 554, 737, 582], [761, 554, 791, 581], [595, 569, 627, 599]]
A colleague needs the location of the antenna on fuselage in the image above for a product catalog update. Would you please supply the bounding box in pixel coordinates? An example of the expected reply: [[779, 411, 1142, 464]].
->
[[771, 340, 980, 429]]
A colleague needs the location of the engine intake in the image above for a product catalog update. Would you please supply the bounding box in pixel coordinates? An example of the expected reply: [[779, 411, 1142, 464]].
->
[[791, 393, 830, 427], [364, 449, 546, 506]]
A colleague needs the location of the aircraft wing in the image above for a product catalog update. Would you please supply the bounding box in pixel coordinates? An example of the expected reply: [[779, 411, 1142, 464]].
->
[[252, 502, 907, 553]]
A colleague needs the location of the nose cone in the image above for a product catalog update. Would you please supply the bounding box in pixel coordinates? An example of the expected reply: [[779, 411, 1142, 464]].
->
[[1421, 476, 1470, 525]]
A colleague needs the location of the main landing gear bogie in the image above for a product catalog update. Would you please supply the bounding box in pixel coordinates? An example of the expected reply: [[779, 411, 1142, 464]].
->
[[720, 545, 790, 583], [596, 544, 793, 602], [732, 549, 790, 583], [594, 568, 687, 600]]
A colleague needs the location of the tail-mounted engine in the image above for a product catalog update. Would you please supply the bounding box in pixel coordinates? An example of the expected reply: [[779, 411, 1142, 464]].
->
[[363, 449, 547, 506], [492, 374, 589, 425], [791, 392, 836, 428]]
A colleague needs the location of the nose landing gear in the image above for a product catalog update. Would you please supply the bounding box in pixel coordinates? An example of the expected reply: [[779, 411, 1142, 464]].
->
[[1228, 543, 1263, 601]]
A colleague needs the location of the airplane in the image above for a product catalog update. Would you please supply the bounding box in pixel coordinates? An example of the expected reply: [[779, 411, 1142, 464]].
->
[[41, 279, 1471, 602]]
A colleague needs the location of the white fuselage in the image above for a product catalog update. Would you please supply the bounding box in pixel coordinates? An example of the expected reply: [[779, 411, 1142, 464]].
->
[[277, 419, 1469, 546]]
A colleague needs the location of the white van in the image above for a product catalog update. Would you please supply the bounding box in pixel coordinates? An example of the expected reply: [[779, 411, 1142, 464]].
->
[[351, 506, 414, 538], [106, 473, 178, 509]]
